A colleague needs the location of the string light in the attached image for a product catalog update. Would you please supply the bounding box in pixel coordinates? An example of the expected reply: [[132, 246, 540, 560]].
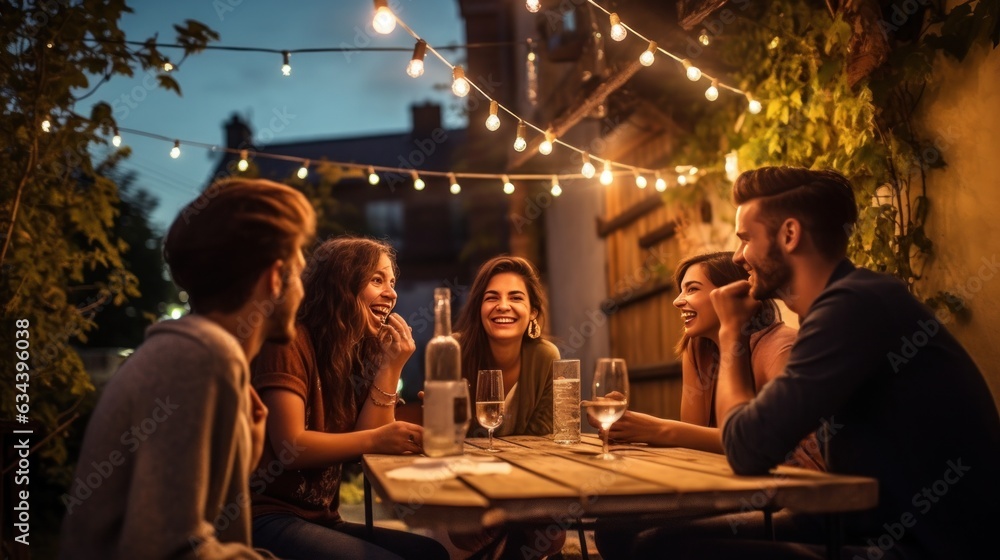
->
[[705, 79, 719, 101], [170, 140, 181, 159], [406, 40, 426, 78], [600, 160, 614, 185], [655, 172, 667, 192], [372, 0, 396, 34], [451, 66, 470, 97], [41, 119, 51, 132], [699, 31, 711, 46], [448, 173, 461, 194], [237, 149, 249, 172], [551, 176, 562, 197], [725, 151, 740, 182], [112, 129, 122, 147], [609, 13, 627, 42], [368, 165, 380, 185], [677, 174, 688, 185], [747, 93, 762, 114], [513, 120, 527, 152], [634, 170, 647, 188], [297, 160, 309, 179], [639, 41, 657, 66], [581, 152, 596, 178], [682, 59, 702, 81], [485, 100, 500, 131], [162, 59, 174, 72], [281, 51, 291, 76], [411, 170, 425, 190], [526, 0, 541, 13], [538, 129, 553, 155], [502, 175, 515, 194]]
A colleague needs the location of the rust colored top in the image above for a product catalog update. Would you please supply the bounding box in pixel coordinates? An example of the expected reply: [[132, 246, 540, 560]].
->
[[250, 325, 362, 526], [691, 322, 826, 471]]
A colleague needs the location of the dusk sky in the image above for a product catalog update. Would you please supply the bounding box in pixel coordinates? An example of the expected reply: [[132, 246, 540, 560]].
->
[[84, 1, 466, 231]]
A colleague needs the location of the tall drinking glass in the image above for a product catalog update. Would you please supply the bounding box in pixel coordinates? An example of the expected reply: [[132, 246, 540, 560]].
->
[[552, 359, 581, 444], [475, 369, 505, 452], [589, 358, 629, 460]]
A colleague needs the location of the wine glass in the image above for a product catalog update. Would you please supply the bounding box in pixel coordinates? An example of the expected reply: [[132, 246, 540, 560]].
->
[[475, 369, 505, 452], [588, 358, 629, 460]]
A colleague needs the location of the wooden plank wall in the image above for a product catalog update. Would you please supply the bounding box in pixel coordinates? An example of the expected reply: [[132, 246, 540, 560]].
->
[[600, 124, 685, 421]]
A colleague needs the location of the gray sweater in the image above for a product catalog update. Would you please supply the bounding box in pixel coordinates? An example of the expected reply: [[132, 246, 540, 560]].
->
[[59, 315, 268, 559]]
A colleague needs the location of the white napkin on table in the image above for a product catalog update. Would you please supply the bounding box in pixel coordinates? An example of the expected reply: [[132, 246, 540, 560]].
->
[[385, 456, 512, 481]]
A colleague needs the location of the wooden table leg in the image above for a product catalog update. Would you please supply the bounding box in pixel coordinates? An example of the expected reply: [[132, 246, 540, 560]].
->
[[364, 474, 374, 536]]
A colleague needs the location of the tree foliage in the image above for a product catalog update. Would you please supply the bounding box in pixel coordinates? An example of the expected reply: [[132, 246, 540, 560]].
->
[[0, 0, 217, 493], [666, 0, 996, 313]]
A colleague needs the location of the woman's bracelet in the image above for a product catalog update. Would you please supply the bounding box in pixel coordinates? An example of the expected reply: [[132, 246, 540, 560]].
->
[[369, 389, 397, 407], [371, 382, 398, 399]]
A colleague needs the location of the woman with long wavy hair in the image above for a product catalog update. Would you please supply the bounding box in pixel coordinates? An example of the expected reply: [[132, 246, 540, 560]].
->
[[250, 236, 447, 560]]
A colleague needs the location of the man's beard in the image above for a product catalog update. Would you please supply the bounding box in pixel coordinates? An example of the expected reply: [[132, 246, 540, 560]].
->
[[750, 240, 792, 302]]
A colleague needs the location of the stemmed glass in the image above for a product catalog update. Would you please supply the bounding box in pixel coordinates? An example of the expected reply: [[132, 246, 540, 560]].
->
[[475, 369, 505, 452], [588, 358, 629, 460]]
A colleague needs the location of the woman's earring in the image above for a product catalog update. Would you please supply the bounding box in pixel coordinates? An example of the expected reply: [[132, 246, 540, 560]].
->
[[527, 318, 541, 339]]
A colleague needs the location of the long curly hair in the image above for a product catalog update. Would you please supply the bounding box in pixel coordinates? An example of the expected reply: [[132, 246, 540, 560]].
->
[[297, 236, 398, 428], [673, 251, 780, 356], [454, 256, 546, 389]]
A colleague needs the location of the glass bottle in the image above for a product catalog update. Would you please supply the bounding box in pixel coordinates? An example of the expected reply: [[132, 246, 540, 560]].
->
[[423, 288, 466, 456]]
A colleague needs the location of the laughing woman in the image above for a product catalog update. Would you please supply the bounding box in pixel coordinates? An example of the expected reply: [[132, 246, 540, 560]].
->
[[594, 251, 824, 469], [455, 255, 559, 438], [447, 255, 563, 558], [250, 236, 448, 560]]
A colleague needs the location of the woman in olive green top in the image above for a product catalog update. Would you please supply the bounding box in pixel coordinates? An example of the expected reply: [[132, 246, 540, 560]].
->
[[450, 255, 563, 558], [454, 255, 559, 437]]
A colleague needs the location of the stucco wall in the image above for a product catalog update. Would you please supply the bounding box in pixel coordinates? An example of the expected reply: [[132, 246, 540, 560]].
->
[[915, 43, 1000, 410]]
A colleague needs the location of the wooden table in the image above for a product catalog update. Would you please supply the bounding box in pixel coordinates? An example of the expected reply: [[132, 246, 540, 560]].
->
[[362, 435, 878, 558]]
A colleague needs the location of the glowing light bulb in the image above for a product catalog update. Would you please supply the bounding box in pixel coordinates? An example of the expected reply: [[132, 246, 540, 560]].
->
[[699, 31, 711, 46], [526, 0, 541, 12], [237, 150, 249, 172], [41, 119, 51, 132], [162, 60, 173, 72], [634, 171, 647, 188], [451, 66, 470, 97], [683, 60, 701, 81], [448, 173, 461, 194], [485, 100, 500, 131], [609, 13, 626, 42], [112, 130, 122, 147], [639, 41, 657, 67], [725, 151, 739, 182], [600, 160, 614, 185], [406, 40, 426, 78], [297, 161, 309, 179], [538, 130, 553, 155], [677, 174, 688, 185], [368, 166, 380, 185], [747, 95, 762, 114], [281, 51, 291, 76], [502, 175, 515, 194], [513, 121, 527, 152], [372, 0, 395, 34], [655, 173, 667, 192], [581, 153, 595, 179], [170, 140, 180, 159], [689, 167, 699, 175], [413, 177, 425, 190], [551, 176, 562, 197], [705, 80, 719, 101]]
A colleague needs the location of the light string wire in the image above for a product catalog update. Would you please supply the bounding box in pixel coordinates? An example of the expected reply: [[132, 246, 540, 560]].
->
[[113, 125, 641, 182], [584, 0, 756, 98], [390, 13, 659, 177]]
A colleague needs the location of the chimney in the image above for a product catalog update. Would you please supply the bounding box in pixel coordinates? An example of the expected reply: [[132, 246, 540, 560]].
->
[[225, 114, 254, 150], [410, 102, 442, 138]]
